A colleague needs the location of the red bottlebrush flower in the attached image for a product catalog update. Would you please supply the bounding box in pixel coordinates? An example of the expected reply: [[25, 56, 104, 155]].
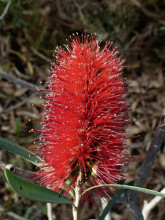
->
[[34, 33, 130, 201]]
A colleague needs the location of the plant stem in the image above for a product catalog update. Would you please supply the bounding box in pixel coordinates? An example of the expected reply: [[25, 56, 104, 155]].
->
[[72, 166, 83, 220], [47, 203, 53, 220]]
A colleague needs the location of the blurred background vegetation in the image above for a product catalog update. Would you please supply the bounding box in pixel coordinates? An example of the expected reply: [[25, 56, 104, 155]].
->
[[0, 0, 165, 219]]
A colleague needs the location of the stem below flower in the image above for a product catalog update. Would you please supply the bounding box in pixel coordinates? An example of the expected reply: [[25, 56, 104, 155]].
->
[[72, 166, 83, 220]]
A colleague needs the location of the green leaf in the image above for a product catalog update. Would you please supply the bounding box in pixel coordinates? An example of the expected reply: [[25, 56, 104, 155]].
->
[[65, 179, 75, 197], [5, 169, 72, 204], [15, 117, 21, 137], [82, 184, 165, 198], [17, 16, 30, 26], [98, 188, 126, 220], [0, 93, 10, 99], [0, 137, 42, 166]]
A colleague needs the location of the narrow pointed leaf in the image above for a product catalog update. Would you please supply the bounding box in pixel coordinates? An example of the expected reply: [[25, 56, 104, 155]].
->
[[0, 137, 42, 166], [98, 188, 126, 220], [5, 169, 72, 204], [82, 184, 165, 198]]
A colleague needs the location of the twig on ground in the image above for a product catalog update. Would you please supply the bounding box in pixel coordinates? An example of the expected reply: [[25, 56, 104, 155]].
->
[[130, 0, 159, 18], [0, 161, 40, 184], [0, 70, 44, 92], [0, 161, 6, 172], [0, 0, 12, 22], [73, 0, 85, 24], [116, 114, 165, 220], [0, 70, 46, 114], [127, 202, 144, 220], [142, 187, 165, 220], [0, 93, 38, 115], [56, 0, 71, 21], [130, 114, 165, 200], [0, 204, 28, 220], [30, 47, 53, 63]]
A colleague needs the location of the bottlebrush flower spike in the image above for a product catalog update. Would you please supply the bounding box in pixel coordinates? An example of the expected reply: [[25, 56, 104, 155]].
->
[[33, 33, 130, 201]]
